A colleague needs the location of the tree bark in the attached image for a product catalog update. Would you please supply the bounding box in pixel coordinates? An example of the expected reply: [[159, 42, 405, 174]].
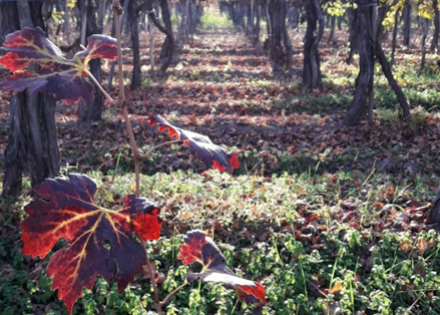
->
[[376, 6, 411, 120], [420, 18, 429, 73], [303, 0, 324, 88], [328, 15, 336, 44], [391, 9, 399, 67], [1, 1, 60, 198], [253, 4, 261, 45], [283, 9, 292, 73], [267, 0, 288, 75], [129, 0, 142, 90], [148, 15, 155, 73], [107, 0, 129, 90], [264, 0, 271, 49], [346, 5, 359, 64], [145, 0, 174, 72], [79, 0, 88, 46], [77, 0, 103, 122], [344, 1, 412, 126], [178, 0, 190, 43], [430, 185, 440, 225], [64, 0, 71, 45], [246, 1, 254, 36], [288, 3, 299, 29], [343, 0, 375, 126], [189, 2, 200, 34], [431, 0, 439, 52], [403, 0, 412, 47], [158, 0, 175, 71], [97, 0, 106, 31]]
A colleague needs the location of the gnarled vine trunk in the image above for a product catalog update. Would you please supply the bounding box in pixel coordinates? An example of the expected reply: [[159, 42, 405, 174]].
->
[[253, 4, 261, 45], [403, 0, 412, 47], [246, 0, 254, 36], [431, 0, 439, 52], [303, 0, 324, 88], [375, 6, 411, 120], [107, 0, 129, 90], [1, 1, 60, 198], [229, 1, 245, 28], [343, 0, 375, 125], [390, 9, 399, 67], [344, 1, 411, 126], [420, 18, 429, 73], [159, 0, 174, 71], [144, 0, 174, 72], [430, 186, 440, 225], [78, 0, 103, 122], [268, 0, 286, 74], [346, 5, 359, 64], [128, 0, 141, 90], [328, 15, 336, 44]]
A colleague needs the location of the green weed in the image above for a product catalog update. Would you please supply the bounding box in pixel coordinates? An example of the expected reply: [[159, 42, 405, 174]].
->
[[200, 13, 233, 29], [2, 169, 438, 314]]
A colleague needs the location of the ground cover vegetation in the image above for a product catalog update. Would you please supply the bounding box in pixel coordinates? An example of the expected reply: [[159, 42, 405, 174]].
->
[[2, 0, 440, 314]]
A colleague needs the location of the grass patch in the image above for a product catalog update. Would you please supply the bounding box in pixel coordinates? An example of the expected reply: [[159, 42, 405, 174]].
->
[[3, 14, 440, 315], [1, 169, 439, 314], [200, 12, 233, 29]]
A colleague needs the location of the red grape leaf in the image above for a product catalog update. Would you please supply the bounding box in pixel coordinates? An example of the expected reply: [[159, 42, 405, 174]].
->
[[0, 27, 116, 105], [178, 230, 266, 305], [20, 174, 162, 314], [147, 115, 240, 172]]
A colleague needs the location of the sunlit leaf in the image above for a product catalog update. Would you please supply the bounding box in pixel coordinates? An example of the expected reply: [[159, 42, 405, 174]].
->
[[0, 27, 116, 105], [147, 114, 239, 172], [178, 230, 266, 305], [328, 281, 342, 294], [399, 241, 413, 254], [21, 174, 162, 314], [417, 238, 429, 252]]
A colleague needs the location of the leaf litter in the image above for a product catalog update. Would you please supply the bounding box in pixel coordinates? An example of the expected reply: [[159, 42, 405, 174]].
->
[[1, 23, 440, 314]]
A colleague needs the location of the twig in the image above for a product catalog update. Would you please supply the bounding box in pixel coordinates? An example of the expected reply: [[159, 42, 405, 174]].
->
[[121, 100, 141, 197], [112, 0, 140, 198], [160, 282, 189, 305], [140, 139, 183, 159], [405, 295, 420, 313], [112, 2, 161, 314], [145, 249, 162, 315], [84, 69, 115, 104]]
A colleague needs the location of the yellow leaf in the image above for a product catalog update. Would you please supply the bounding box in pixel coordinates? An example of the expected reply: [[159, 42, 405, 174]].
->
[[329, 282, 342, 294]]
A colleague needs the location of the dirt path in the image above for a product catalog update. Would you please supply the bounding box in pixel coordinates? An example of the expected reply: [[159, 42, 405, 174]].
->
[[1, 25, 440, 184]]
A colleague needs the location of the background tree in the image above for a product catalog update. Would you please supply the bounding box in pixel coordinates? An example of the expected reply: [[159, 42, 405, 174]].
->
[[431, 0, 439, 51], [403, 0, 412, 46], [145, 0, 175, 72], [343, 0, 376, 125], [346, 1, 360, 63], [302, 0, 324, 88], [177, 0, 203, 43], [266, 0, 292, 75], [77, 0, 104, 122], [1, 1, 59, 198], [344, 0, 411, 126], [128, 0, 142, 90]]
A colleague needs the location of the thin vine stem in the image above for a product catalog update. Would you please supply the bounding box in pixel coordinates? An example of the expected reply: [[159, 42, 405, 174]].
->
[[112, 2, 162, 314], [84, 69, 115, 104], [160, 282, 189, 305], [121, 100, 141, 197], [140, 139, 183, 159], [112, 1, 140, 198], [144, 247, 162, 315]]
